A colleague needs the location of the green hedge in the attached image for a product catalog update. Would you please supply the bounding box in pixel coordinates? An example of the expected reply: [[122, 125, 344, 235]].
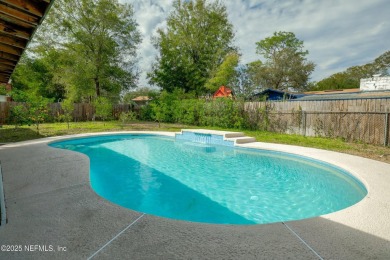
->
[[144, 91, 254, 130]]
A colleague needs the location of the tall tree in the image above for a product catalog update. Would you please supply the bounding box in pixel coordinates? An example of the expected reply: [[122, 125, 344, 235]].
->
[[11, 52, 66, 101], [205, 52, 240, 92], [255, 31, 315, 91], [230, 60, 265, 99], [371, 50, 390, 75], [35, 0, 141, 101], [148, 0, 236, 95]]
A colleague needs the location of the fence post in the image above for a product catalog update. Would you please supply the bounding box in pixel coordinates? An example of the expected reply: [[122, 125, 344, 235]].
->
[[301, 110, 307, 136], [385, 112, 389, 146]]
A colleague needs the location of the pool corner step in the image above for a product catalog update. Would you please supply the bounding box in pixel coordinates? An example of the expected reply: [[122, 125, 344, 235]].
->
[[224, 132, 245, 138], [227, 136, 257, 144]]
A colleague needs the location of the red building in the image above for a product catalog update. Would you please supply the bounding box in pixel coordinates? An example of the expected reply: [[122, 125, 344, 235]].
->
[[213, 86, 233, 98]]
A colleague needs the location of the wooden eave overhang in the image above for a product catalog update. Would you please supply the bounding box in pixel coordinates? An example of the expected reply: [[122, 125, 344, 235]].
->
[[0, 0, 53, 83]]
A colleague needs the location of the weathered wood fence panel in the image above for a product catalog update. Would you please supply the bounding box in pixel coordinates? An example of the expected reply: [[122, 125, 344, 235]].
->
[[244, 99, 390, 146]]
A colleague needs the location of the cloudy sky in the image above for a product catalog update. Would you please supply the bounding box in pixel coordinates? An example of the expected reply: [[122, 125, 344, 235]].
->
[[122, 0, 390, 87]]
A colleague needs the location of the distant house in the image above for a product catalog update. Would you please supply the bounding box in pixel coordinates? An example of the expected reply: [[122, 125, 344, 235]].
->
[[213, 86, 233, 98], [250, 89, 302, 101], [131, 96, 151, 106], [360, 74, 390, 91]]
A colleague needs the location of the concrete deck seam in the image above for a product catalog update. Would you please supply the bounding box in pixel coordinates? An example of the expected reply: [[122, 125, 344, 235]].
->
[[283, 222, 324, 260], [0, 162, 7, 227], [87, 213, 145, 260], [6, 182, 89, 201]]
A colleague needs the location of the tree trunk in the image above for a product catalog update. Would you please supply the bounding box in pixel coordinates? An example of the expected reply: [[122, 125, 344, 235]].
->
[[95, 78, 100, 97]]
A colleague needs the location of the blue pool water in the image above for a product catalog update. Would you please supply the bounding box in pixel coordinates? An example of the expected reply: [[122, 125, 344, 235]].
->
[[49, 134, 367, 224]]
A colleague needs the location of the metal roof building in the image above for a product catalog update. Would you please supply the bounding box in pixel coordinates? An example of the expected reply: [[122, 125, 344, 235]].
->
[[297, 89, 390, 101]]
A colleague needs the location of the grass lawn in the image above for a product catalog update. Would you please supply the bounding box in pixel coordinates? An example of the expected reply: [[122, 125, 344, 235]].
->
[[1, 121, 389, 164]]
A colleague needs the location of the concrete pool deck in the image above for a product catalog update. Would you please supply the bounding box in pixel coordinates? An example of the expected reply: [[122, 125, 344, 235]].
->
[[0, 131, 389, 259]]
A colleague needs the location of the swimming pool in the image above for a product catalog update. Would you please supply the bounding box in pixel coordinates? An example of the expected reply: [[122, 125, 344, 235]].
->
[[50, 134, 367, 224]]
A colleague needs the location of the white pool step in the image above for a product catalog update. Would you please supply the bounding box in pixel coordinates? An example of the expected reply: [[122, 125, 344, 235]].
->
[[226, 136, 257, 144], [176, 129, 256, 146], [224, 132, 245, 138]]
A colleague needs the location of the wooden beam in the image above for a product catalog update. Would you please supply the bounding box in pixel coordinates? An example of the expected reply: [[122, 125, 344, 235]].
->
[[0, 50, 18, 61], [0, 31, 26, 48], [0, 42, 23, 55], [0, 13, 36, 30], [0, 69, 12, 75], [0, 69, 12, 76], [0, 20, 31, 39], [0, 0, 47, 17], [0, 75, 11, 84], [0, 3, 39, 26], [0, 63, 15, 70], [0, 75, 10, 83], [0, 0, 52, 82], [0, 57, 16, 65]]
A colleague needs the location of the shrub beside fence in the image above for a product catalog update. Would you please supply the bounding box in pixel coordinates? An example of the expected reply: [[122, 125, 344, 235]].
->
[[0, 102, 133, 124]]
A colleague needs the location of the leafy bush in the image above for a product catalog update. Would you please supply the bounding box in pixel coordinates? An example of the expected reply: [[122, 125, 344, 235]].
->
[[93, 97, 113, 121], [9, 104, 29, 128], [150, 90, 185, 125], [0, 85, 7, 95], [147, 90, 251, 129], [173, 99, 204, 125], [138, 104, 153, 121], [199, 98, 249, 129], [58, 98, 74, 129], [150, 91, 174, 125], [28, 96, 51, 134], [119, 111, 137, 125]]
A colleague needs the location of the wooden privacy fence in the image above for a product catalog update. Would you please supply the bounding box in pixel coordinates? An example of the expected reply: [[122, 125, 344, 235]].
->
[[245, 99, 390, 146], [251, 111, 389, 146]]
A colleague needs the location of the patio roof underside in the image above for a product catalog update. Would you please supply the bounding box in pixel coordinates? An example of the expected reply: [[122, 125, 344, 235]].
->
[[0, 0, 52, 83]]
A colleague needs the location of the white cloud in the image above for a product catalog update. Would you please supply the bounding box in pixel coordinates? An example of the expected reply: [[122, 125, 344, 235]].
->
[[122, 0, 390, 86], [120, 0, 173, 87]]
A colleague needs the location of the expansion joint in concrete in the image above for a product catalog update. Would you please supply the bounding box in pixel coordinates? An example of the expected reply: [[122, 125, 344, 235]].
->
[[0, 162, 7, 227], [282, 222, 324, 260], [88, 213, 145, 259]]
